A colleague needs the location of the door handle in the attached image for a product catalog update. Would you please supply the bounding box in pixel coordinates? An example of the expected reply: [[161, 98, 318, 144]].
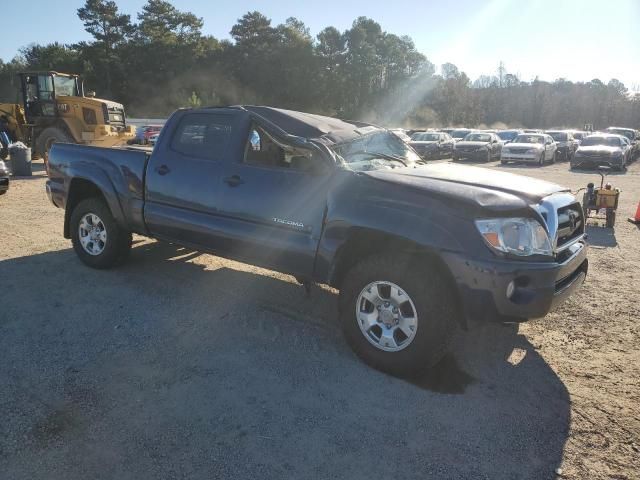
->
[[223, 175, 244, 187], [155, 164, 170, 175]]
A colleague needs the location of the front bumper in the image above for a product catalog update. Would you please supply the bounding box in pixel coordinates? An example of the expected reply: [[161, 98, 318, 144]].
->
[[46, 179, 64, 208], [443, 241, 588, 323], [0, 175, 9, 193], [501, 152, 541, 163], [571, 156, 623, 169], [454, 149, 489, 161]]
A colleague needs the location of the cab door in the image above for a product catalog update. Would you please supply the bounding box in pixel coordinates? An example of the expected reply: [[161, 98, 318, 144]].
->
[[21, 74, 57, 121], [144, 109, 251, 250], [213, 125, 334, 277]]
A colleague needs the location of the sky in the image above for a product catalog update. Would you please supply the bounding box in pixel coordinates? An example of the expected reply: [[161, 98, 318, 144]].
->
[[2, 0, 639, 89]]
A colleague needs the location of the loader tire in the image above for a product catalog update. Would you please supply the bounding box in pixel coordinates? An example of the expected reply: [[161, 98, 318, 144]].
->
[[36, 127, 74, 173]]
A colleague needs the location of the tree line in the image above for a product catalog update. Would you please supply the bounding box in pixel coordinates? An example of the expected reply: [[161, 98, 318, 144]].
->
[[0, 0, 637, 129]]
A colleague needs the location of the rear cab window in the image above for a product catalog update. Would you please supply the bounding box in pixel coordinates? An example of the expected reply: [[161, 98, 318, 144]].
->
[[170, 113, 233, 160]]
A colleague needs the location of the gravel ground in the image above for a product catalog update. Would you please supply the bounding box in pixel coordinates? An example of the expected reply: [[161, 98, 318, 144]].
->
[[0, 158, 638, 480]]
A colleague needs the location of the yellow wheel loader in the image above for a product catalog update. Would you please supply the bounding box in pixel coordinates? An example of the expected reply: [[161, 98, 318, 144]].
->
[[0, 71, 135, 167]]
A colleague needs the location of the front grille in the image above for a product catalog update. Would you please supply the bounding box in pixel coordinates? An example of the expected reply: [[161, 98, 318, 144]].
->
[[509, 147, 529, 154], [556, 202, 584, 248], [106, 106, 126, 131]]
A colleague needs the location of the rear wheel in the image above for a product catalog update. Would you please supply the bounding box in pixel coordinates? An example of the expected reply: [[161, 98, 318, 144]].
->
[[36, 127, 74, 174], [70, 197, 132, 269], [339, 253, 457, 376], [606, 209, 616, 228]]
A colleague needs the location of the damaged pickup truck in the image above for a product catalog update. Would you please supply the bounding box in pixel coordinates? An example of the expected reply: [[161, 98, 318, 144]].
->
[[46, 106, 588, 375]]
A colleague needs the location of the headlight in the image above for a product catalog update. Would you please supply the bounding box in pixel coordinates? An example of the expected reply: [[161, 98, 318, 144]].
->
[[475, 218, 553, 257]]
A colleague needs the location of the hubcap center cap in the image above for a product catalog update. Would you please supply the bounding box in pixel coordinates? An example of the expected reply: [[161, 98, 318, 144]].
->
[[380, 309, 395, 327]]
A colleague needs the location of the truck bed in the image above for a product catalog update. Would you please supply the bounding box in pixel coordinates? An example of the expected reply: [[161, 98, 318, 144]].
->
[[47, 143, 151, 235]]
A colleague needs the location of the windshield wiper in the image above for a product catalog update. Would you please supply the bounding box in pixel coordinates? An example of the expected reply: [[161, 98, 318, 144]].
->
[[345, 150, 409, 167]]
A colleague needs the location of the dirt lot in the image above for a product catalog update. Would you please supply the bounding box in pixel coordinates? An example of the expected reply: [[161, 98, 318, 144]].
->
[[1, 158, 638, 479]]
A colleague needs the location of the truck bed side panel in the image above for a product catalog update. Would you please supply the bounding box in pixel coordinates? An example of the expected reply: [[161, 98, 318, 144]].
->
[[48, 143, 150, 235]]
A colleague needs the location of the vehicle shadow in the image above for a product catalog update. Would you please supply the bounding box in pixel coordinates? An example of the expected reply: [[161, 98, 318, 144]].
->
[[585, 225, 618, 247], [0, 241, 570, 479]]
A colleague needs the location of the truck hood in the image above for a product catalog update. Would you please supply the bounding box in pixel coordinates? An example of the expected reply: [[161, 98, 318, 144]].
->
[[362, 163, 568, 213]]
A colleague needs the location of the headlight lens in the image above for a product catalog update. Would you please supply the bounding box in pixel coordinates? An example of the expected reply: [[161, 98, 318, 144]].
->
[[475, 217, 553, 256]]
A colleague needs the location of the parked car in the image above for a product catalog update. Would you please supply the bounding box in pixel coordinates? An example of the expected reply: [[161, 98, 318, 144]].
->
[[131, 125, 163, 145], [571, 134, 630, 171], [500, 133, 557, 165], [409, 131, 454, 160], [605, 127, 639, 160], [46, 106, 588, 375], [496, 129, 523, 145], [450, 128, 475, 142], [568, 130, 589, 145], [546, 130, 578, 161], [452, 132, 502, 162], [0, 159, 9, 195], [149, 133, 160, 146]]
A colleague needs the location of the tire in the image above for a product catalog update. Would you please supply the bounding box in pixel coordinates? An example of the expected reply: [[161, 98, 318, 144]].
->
[[339, 253, 457, 376], [36, 127, 74, 172], [606, 209, 616, 228], [70, 197, 132, 269]]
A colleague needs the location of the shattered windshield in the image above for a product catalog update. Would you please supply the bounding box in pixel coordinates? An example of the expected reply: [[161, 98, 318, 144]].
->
[[332, 130, 421, 171]]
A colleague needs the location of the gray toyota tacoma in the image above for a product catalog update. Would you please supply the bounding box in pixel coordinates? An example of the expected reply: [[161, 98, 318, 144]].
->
[[46, 106, 588, 375]]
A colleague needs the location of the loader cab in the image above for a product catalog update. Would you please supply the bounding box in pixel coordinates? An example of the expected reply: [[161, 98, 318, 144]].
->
[[20, 72, 83, 123]]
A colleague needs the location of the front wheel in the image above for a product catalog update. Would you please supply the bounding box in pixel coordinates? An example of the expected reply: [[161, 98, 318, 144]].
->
[[70, 197, 132, 269], [339, 253, 457, 376]]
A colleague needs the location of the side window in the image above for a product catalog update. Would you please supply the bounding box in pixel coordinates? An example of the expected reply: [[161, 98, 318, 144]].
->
[[170, 113, 232, 160], [244, 126, 320, 172], [244, 128, 285, 168]]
